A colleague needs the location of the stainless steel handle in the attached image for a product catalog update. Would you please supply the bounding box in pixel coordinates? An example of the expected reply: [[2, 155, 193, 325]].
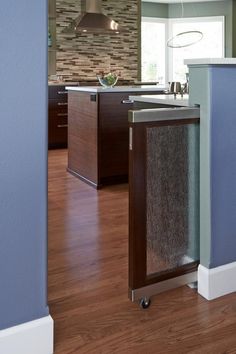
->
[[58, 91, 68, 95], [121, 100, 134, 104], [57, 113, 68, 117], [57, 102, 68, 106], [129, 127, 133, 151], [57, 124, 68, 128]]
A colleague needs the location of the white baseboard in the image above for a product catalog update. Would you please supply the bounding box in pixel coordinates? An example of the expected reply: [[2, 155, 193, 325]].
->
[[0, 315, 54, 354], [198, 262, 236, 300]]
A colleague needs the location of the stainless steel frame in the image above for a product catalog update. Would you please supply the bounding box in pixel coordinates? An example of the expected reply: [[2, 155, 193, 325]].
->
[[129, 271, 198, 302], [129, 107, 200, 123]]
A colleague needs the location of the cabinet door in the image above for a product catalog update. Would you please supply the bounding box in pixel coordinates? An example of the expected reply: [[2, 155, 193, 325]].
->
[[67, 91, 98, 186], [129, 111, 200, 301], [98, 92, 133, 181], [48, 98, 68, 148], [98, 91, 160, 182], [48, 86, 68, 100]]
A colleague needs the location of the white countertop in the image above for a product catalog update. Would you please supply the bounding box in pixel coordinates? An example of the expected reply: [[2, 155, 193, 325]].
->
[[49, 81, 79, 86], [129, 94, 189, 107], [65, 85, 168, 93], [184, 58, 236, 66]]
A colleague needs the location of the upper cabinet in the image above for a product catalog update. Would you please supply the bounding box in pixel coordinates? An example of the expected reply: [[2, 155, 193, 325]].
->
[[48, 0, 56, 75]]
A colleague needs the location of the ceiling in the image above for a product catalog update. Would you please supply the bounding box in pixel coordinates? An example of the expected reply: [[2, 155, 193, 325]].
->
[[145, 0, 224, 3]]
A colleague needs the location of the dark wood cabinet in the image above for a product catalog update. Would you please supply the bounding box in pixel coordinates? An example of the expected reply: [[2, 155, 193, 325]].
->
[[128, 107, 200, 303], [48, 85, 69, 149], [68, 89, 162, 188], [98, 93, 133, 183]]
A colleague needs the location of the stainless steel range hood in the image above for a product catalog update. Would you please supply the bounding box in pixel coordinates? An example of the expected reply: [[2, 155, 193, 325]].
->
[[63, 0, 121, 34]]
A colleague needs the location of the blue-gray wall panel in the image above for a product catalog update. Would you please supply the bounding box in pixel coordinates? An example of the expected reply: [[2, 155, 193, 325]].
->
[[142, 2, 168, 18], [210, 66, 236, 267], [0, 0, 48, 330]]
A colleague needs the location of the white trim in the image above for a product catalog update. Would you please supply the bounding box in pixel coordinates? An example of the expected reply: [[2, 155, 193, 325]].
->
[[185, 58, 236, 66], [198, 263, 236, 300], [142, 16, 167, 24], [168, 16, 225, 24], [141, 17, 168, 85], [0, 316, 54, 354]]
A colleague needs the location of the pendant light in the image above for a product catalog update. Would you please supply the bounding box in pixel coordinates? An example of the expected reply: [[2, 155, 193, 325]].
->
[[167, 30, 203, 48], [167, 0, 203, 49]]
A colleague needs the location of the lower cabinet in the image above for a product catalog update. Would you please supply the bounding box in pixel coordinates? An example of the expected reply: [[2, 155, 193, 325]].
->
[[128, 107, 200, 304], [48, 85, 69, 149], [98, 92, 133, 184], [67, 90, 161, 188]]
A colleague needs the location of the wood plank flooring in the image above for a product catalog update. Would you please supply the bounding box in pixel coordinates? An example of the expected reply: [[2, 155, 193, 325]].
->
[[48, 149, 236, 354]]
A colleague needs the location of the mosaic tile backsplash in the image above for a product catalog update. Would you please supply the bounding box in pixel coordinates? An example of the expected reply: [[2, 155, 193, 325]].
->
[[56, 0, 139, 82]]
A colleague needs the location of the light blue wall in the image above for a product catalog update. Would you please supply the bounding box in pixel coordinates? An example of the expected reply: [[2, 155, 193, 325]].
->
[[189, 64, 236, 268], [0, 0, 48, 330], [142, 2, 168, 18], [210, 66, 236, 267], [188, 66, 212, 268]]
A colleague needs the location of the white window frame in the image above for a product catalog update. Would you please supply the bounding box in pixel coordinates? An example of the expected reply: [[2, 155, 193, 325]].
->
[[141, 15, 225, 84], [168, 16, 225, 82], [141, 17, 168, 84]]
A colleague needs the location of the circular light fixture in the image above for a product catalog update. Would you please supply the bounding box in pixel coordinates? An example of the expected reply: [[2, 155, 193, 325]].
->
[[167, 30, 203, 48]]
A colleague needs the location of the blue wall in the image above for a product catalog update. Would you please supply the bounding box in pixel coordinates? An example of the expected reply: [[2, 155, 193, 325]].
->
[[0, 0, 48, 330], [189, 63, 236, 269], [210, 66, 236, 267]]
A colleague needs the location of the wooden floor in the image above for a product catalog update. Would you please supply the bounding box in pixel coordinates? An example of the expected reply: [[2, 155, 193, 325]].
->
[[48, 149, 236, 354]]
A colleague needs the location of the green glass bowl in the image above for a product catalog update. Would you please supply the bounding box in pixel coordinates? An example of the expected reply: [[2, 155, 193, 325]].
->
[[97, 74, 118, 88]]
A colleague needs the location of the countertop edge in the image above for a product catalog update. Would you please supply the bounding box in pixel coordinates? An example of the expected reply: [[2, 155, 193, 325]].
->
[[129, 94, 190, 107], [65, 85, 168, 93], [184, 58, 236, 66]]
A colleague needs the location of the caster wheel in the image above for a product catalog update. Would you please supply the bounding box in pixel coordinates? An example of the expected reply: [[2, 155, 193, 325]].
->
[[140, 298, 151, 309]]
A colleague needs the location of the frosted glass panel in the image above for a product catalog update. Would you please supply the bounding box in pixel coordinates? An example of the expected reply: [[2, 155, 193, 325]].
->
[[146, 124, 199, 276]]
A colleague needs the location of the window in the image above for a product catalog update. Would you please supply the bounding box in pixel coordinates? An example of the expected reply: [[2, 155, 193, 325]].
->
[[141, 18, 167, 83], [142, 16, 225, 84]]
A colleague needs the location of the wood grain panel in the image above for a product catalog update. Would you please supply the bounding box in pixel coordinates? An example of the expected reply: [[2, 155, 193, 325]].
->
[[99, 92, 131, 179], [67, 90, 162, 187], [48, 85, 68, 100], [68, 91, 98, 186], [98, 91, 161, 182]]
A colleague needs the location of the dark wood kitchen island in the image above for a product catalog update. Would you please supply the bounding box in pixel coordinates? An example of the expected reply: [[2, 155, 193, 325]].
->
[[66, 85, 167, 188]]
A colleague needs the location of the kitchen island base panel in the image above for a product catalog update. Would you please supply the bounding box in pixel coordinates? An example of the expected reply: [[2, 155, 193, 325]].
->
[[67, 168, 128, 190], [68, 91, 98, 186], [128, 107, 200, 304], [67, 88, 164, 188], [129, 271, 198, 303], [67, 168, 101, 189]]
